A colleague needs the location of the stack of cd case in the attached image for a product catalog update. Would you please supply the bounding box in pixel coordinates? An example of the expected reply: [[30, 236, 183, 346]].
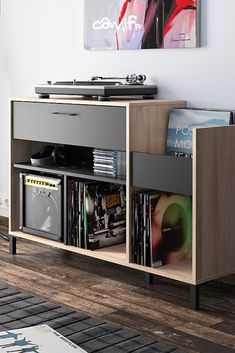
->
[[93, 149, 126, 178]]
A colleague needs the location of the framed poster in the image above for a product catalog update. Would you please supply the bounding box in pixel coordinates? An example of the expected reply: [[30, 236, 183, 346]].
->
[[84, 0, 200, 50]]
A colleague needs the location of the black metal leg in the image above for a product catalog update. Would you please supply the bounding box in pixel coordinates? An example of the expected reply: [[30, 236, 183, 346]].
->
[[190, 284, 200, 310], [144, 273, 154, 284], [9, 236, 17, 255]]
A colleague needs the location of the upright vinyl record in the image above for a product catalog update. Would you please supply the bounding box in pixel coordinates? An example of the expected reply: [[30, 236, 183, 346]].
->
[[150, 193, 192, 266]]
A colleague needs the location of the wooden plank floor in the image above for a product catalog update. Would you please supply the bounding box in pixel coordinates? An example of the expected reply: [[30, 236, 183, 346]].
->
[[0, 222, 235, 353], [0, 283, 188, 353]]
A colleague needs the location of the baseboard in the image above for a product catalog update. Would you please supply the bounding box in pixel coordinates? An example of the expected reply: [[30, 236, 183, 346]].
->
[[0, 216, 8, 227]]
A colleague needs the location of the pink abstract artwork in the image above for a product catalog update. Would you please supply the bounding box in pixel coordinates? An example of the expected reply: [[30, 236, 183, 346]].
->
[[84, 0, 199, 50]]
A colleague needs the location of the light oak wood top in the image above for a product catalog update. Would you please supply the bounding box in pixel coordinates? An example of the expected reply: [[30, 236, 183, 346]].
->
[[9, 231, 193, 284], [10, 96, 186, 108]]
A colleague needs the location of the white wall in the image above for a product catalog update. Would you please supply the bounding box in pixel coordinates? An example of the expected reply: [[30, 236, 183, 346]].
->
[[0, 0, 235, 215]]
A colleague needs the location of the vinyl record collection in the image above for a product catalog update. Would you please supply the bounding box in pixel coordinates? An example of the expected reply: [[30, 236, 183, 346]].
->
[[132, 191, 192, 267], [93, 149, 126, 177], [166, 108, 233, 157], [67, 179, 126, 249]]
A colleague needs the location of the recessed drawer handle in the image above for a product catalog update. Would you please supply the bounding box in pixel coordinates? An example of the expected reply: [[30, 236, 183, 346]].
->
[[51, 112, 80, 117]]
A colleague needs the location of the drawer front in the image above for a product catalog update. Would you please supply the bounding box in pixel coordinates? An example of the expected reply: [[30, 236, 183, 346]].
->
[[13, 102, 126, 150], [132, 152, 192, 195]]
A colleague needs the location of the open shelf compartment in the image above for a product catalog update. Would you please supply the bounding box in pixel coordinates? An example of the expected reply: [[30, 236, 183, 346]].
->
[[9, 230, 193, 284], [13, 162, 126, 185], [9, 231, 128, 264]]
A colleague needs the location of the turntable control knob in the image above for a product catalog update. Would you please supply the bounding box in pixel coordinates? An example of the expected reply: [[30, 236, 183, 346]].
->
[[137, 74, 146, 83], [47, 81, 52, 85]]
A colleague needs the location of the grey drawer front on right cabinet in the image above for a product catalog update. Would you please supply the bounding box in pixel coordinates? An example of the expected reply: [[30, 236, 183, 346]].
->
[[132, 152, 192, 195], [13, 101, 126, 150]]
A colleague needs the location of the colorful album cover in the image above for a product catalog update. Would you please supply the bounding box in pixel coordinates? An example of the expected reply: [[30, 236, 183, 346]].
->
[[150, 193, 192, 266], [84, 0, 199, 50], [85, 182, 126, 248], [0, 324, 87, 353], [166, 109, 233, 157]]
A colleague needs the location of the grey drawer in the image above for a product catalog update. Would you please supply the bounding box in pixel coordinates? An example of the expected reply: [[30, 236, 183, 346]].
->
[[13, 102, 126, 150], [132, 152, 192, 195]]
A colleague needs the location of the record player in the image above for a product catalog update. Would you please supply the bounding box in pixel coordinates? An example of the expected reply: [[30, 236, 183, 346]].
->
[[35, 74, 158, 101]]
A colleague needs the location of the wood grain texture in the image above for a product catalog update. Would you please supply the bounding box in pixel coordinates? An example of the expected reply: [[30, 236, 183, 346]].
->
[[129, 102, 186, 154], [0, 284, 178, 353], [193, 126, 235, 284], [8, 231, 194, 283], [11, 97, 186, 108], [0, 235, 235, 352], [176, 322, 235, 350]]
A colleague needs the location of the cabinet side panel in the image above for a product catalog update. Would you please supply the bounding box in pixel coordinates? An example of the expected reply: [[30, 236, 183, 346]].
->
[[194, 126, 235, 283], [129, 102, 186, 154]]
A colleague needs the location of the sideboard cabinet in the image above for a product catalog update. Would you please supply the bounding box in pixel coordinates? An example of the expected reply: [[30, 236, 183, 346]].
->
[[9, 97, 235, 309]]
